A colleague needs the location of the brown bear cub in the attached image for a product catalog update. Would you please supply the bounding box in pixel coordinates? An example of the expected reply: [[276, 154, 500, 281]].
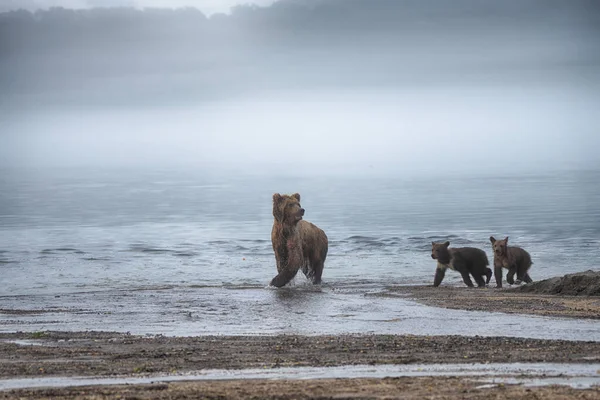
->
[[490, 236, 533, 288], [270, 193, 328, 287], [431, 241, 492, 288]]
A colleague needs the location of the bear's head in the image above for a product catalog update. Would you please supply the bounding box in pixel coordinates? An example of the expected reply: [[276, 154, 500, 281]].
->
[[272, 193, 305, 225], [431, 241, 451, 262], [490, 236, 509, 257]]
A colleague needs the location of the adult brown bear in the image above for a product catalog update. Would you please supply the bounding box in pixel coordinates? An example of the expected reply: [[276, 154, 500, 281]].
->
[[270, 193, 328, 287]]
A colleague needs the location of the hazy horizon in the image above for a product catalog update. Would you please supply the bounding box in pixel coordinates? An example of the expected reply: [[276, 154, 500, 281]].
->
[[1, 0, 599, 177], [0, 0, 278, 15]]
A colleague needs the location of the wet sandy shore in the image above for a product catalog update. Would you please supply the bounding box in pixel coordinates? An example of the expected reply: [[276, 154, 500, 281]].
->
[[4, 376, 600, 399], [1, 276, 599, 399], [384, 284, 600, 319], [1, 332, 600, 378], [1, 331, 599, 399]]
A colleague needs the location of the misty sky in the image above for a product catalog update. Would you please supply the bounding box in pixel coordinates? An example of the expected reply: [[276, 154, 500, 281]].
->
[[0, 0, 277, 15], [1, 0, 599, 176]]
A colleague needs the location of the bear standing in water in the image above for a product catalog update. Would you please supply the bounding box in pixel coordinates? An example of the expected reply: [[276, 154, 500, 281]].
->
[[490, 236, 533, 288], [431, 241, 492, 287], [270, 193, 328, 287]]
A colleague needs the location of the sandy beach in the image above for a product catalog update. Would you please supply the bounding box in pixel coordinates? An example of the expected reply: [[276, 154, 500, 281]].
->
[[3, 376, 599, 399], [1, 274, 599, 399], [1, 331, 599, 399], [1, 331, 599, 378]]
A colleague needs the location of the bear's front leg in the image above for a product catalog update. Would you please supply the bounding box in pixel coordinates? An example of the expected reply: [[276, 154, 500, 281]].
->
[[270, 267, 300, 287], [270, 243, 303, 288], [494, 264, 504, 288], [433, 266, 446, 287], [460, 271, 474, 287]]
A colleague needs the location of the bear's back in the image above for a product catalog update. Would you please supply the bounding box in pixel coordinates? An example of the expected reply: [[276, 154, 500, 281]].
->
[[298, 220, 328, 259], [508, 246, 532, 267], [451, 247, 489, 268]]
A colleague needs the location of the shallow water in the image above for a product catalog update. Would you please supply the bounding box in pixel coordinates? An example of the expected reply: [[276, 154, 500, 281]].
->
[[1, 168, 599, 338], [2, 284, 600, 340], [0, 362, 598, 391]]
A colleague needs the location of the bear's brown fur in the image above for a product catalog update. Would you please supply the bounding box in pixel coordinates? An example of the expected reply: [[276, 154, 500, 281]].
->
[[490, 236, 533, 288], [270, 193, 328, 287], [431, 241, 492, 288]]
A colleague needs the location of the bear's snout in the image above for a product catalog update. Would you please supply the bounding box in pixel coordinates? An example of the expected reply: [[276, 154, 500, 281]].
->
[[300, 208, 305, 216], [431, 254, 436, 259]]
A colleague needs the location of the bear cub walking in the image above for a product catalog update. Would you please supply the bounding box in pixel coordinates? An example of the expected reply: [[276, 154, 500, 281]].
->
[[489, 236, 533, 288], [431, 241, 492, 288], [270, 193, 328, 287]]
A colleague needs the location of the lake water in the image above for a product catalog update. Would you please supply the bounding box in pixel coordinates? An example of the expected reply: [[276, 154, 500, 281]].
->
[[1, 168, 599, 339]]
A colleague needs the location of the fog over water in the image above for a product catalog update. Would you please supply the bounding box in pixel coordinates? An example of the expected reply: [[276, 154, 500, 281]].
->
[[1, 0, 599, 175], [0, 0, 279, 15]]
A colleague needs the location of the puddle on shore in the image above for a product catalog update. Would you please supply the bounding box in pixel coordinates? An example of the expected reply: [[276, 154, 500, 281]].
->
[[0, 362, 598, 391], [479, 376, 600, 389], [0, 339, 47, 346]]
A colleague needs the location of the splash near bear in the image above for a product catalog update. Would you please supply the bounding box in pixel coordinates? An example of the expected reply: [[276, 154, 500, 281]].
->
[[270, 193, 328, 287]]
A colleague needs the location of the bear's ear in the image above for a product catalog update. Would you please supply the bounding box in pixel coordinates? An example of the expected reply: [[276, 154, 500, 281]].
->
[[291, 193, 301, 202], [443, 241, 450, 247], [490, 236, 496, 244], [272, 194, 283, 221], [432, 241, 436, 246], [504, 236, 509, 243]]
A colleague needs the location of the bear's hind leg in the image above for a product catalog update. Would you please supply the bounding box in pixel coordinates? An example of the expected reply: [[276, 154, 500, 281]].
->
[[506, 268, 516, 285], [310, 260, 324, 284], [473, 273, 486, 288], [521, 272, 533, 283], [485, 268, 492, 285], [516, 265, 533, 284], [300, 263, 310, 278]]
